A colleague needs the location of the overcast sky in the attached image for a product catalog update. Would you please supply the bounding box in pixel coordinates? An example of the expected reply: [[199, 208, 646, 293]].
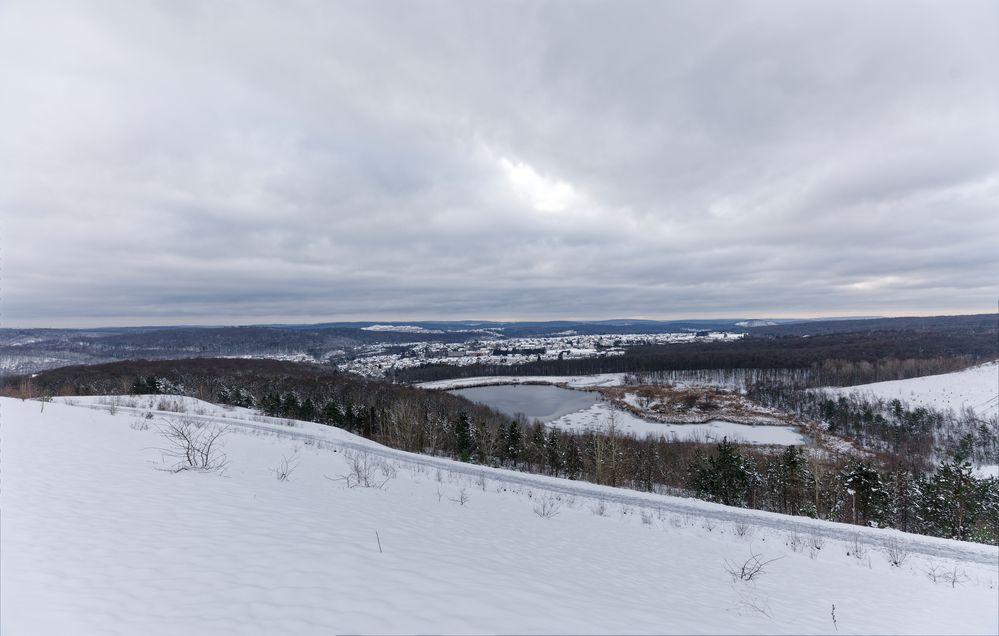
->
[[2, 1, 997, 327]]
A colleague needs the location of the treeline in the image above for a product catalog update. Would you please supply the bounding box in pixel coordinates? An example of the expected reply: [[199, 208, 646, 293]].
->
[[3, 357, 513, 435], [5, 358, 997, 544], [628, 357, 983, 388]]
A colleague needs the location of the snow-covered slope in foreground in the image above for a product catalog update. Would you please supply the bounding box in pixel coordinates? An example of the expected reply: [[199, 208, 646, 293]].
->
[[2, 397, 997, 635], [832, 360, 998, 413]]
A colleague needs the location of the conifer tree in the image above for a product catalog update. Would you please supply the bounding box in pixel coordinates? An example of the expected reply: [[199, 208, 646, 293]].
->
[[918, 448, 986, 541], [453, 411, 473, 462], [842, 460, 888, 526], [690, 438, 749, 507], [504, 420, 522, 464]]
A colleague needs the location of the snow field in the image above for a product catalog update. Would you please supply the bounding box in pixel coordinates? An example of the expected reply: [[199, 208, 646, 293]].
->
[[832, 360, 999, 414], [3, 397, 997, 634]]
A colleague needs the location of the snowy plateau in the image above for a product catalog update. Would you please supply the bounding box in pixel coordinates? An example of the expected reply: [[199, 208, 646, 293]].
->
[[2, 395, 997, 635]]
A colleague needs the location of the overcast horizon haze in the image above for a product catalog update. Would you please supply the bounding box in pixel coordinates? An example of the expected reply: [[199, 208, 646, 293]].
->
[[2, 1, 997, 329], [0, 312, 993, 332]]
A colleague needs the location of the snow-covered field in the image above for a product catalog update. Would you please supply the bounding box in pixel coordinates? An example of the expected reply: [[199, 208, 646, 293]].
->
[[832, 361, 998, 414], [3, 397, 997, 635]]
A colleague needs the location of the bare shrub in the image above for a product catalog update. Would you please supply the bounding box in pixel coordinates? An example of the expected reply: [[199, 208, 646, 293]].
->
[[846, 535, 867, 561], [786, 527, 804, 553], [157, 418, 229, 473], [272, 450, 299, 482], [590, 500, 607, 516], [331, 450, 396, 488], [882, 536, 909, 568], [808, 534, 825, 560], [925, 562, 944, 583], [450, 487, 470, 506], [533, 495, 561, 519], [640, 510, 654, 526], [809, 534, 825, 552], [942, 564, 970, 588], [724, 545, 783, 583], [156, 397, 186, 413], [733, 521, 753, 539], [130, 418, 150, 431]]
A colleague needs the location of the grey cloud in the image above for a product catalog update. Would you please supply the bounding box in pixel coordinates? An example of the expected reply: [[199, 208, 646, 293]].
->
[[1, 0, 997, 327]]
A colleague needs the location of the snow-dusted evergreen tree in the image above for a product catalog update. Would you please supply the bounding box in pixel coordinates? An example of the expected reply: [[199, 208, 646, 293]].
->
[[546, 428, 564, 476], [690, 437, 750, 507], [765, 445, 813, 515], [917, 447, 994, 541], [841, 460, 888, 526], [503, 420, 523, 464], [453, 412, 473, 462]]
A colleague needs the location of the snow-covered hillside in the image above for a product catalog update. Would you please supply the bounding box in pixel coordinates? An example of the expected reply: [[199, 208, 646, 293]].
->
[[833, 361, 998, 414], [3, 397, 997, 635]]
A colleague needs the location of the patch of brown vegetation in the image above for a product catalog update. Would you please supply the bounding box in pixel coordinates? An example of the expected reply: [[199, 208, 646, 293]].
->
[[596, 384, 781, 424]]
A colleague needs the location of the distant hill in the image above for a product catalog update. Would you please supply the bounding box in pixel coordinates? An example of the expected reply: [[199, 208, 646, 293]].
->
[[748, 313, 997, 337]]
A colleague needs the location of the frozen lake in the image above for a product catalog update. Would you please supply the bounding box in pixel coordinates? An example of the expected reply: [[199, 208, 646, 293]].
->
[[449, 384, 600, 422]]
